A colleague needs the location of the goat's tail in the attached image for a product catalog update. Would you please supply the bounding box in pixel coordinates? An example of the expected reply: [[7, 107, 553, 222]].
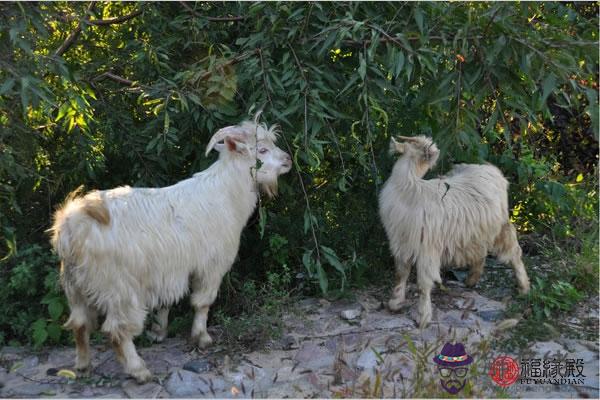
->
[[48, 186, 110, 264]]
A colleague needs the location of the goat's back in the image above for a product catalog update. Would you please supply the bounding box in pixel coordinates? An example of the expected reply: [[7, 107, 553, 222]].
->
[[379, 162, 510, 265], [50, 173, 252, 311]]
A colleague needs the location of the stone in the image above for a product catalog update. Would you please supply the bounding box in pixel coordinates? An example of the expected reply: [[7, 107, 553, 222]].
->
[[355, 347, 384, 371], [122, 380, 163, 398], [293, 342, 335, 371], [366, 313, 415, 331], [47, 349, 75, 367], [528, 341, 566, 358], [266, 378, 321, 398], [340, 309, 361, 321], [477, 309, 504, 321], [0, 347, 25, 364], [182, 359, 212, 374], [165, 369, 226, 398], [0, 379, 54, 397], [279, 334, 297, 350]]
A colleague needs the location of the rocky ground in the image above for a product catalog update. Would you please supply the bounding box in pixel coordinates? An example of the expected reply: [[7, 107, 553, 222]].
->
[[1, 275, 598, 398]]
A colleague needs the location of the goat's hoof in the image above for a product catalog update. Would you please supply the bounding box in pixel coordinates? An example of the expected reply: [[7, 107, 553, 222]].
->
[[518, 285, 530, 295], [418, 312, 432, 329], [387, 298, 408, 312], [146, 329, 166, 343], [191, 333, 214, 349], [418, 316, 432, 329], [130, 367, 152, 384], [197, 334, 214, 349], [75, 366, 92, 378], [465, 277, 480, 288]]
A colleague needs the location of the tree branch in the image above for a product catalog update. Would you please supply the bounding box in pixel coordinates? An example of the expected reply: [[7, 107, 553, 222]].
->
[[94, 72, 139, 87], [54, 2, 95, 57], [87, 8, 143, 26], [179, 2, 245, 22], [92, 50, 258, 91]]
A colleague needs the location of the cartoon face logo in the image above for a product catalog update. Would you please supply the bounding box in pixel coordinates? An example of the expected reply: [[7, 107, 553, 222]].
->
[[433, 342, 473, 394]]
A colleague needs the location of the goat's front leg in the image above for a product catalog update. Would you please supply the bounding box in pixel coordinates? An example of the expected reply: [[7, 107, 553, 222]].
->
[[189, 272, 222, 349], [388, 258, 412, 311], [147, 307, 169, 343]]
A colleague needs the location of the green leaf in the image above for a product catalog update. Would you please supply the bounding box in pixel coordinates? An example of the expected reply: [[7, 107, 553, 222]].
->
[[540, 73, 556, 105], [394, 51, 405, 79], [258, 205, 267, 238], [302, 250, 314, 278], [414, 7, 424, 34], [358, 53, 367, 81], [48, 298, 64, 321], [320, 245, 345, 275], [55, 102, 70, 122], [0, 78, 15, 95], [163, 112, 170, 135], [46, 323, 62, 341], [316, 260, 328, 294], [32, 319, 47, 348]]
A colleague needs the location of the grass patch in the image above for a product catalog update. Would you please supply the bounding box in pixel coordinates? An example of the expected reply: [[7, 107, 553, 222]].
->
[[501, 227, 599, 348], [210, 268, 294, 352]]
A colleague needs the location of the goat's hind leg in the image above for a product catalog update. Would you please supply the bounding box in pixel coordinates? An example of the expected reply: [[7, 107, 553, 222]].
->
[[494, 222, 530, 294], [103, 306, 151, 383], [388, 257, 412, 311], [416, 256, 442, 329], [147, 307, 169, 343], [465, 258, 485, 288], [62, 279, 98, 376], [64, 304, 97, 376]]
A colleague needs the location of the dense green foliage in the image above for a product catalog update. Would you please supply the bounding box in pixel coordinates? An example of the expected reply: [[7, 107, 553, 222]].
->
[[0, 2, 598, 346]]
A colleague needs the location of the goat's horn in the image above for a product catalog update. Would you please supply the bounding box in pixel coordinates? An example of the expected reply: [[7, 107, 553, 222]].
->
[[396, 135, 420, 142], [205, 126, 246, 156]]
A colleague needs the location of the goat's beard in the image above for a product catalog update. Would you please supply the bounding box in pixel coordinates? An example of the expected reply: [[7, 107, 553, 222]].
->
[[260, 180, 279, 198]]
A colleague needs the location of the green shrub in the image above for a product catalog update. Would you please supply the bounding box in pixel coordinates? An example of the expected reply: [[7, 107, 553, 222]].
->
[[0, 245, 68, 347]]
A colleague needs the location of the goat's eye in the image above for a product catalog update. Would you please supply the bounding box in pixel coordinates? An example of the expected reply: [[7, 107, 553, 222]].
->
[[258, 148, 269, 154]]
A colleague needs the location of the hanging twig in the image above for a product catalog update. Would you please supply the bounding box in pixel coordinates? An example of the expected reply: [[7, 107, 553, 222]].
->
[[362, 43, 380, 191], [455, 60, 463, 131], [286, 42, 310, 152], [258, 48, 273, 107], [482, 5, 503, 36]]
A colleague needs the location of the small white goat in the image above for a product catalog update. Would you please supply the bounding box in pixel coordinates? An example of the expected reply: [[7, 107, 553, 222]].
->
[[379, 135, 530, 328], [49, 118, 291, 382]]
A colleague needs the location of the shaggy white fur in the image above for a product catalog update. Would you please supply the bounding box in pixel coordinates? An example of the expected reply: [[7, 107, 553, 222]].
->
[[49, 119, 291, 382], [379, 135, 530, 328]]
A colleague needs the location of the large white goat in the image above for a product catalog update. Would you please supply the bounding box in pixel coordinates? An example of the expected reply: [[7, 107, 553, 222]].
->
[[379, 135, 530, 328], [49, 118, 291, 382]]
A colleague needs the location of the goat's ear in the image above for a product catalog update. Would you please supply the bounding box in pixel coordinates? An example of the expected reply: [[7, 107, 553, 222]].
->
[[205, 126, 246, 156], [390, 138, 405, 155], [224, 136, 246, 154]]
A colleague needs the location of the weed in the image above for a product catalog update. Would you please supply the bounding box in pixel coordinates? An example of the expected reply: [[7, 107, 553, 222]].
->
[[501, 226, 599, 348]]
